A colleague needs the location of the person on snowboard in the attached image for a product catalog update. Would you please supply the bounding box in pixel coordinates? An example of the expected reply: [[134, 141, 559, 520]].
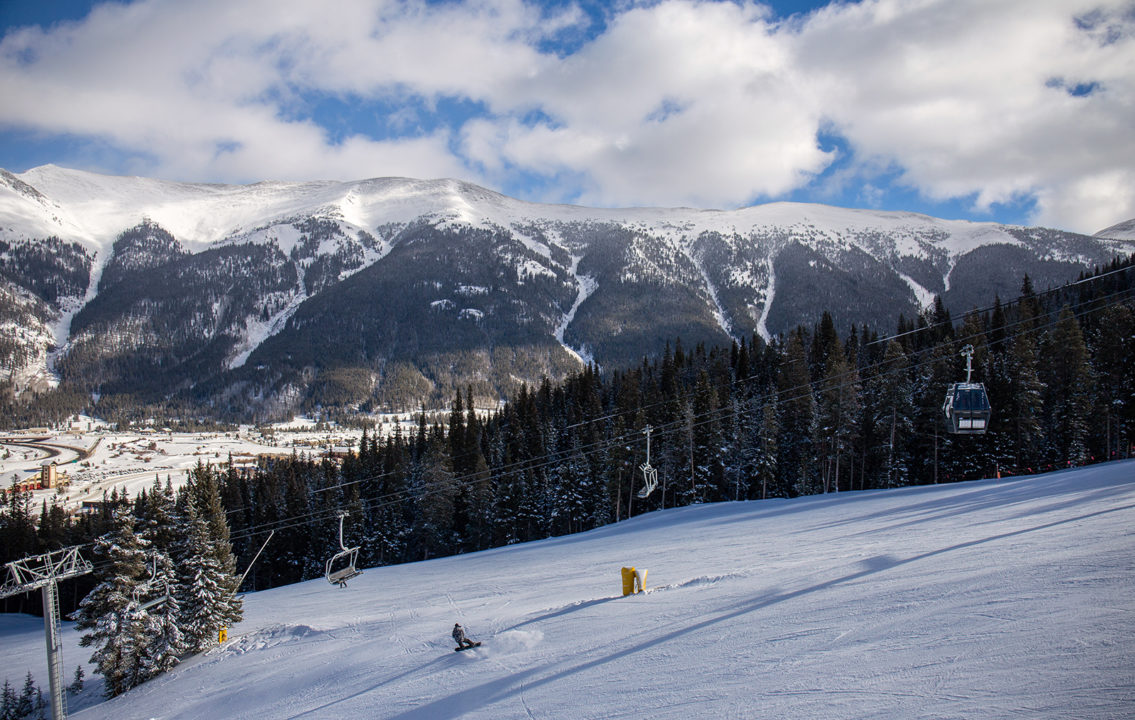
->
[[453, 622, 477, 649]]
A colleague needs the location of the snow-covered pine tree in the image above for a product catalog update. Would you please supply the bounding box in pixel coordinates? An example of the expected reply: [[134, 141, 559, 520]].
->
[[174, 500, 235, 654], [777, 330, 816, 496], [1040, 306, 1095, 466], [32, 686, 46, 720], [755, 395, 779, 500], [1, 678, 16, 720], [15, 672, 36, 718], [868, 340, 914, 488], [73, 507, 150, 697], [1091, 303, 1134, 461], [133, 476, 184, 678], [67, 666, 83, 695], [185, 465, 243, 631]]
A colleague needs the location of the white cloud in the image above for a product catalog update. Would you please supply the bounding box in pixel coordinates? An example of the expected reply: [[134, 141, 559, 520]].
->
[[479, 0, 833, 207], [1, 0, 1133, 232], [794, 0, 1135, 232]]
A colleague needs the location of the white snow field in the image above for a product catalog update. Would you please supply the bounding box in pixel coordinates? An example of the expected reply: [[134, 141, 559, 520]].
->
[[4, 460, 1134, 719]]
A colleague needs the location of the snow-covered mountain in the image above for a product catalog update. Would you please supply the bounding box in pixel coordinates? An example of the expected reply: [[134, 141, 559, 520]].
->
[[1, 165, 1131, 416], [5, 460, 1133, 719], [1095, 218, 1135, 241]]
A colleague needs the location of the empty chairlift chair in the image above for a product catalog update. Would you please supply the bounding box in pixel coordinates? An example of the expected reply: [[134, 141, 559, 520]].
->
[[942, 345, 992, 434], [325, 512, 362, 588], [637, 425, 659, 499], [133, 557, 170, 612]]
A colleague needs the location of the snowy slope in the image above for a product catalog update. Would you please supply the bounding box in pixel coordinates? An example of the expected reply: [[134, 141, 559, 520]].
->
[[1, 165, 1039, 257], [1095, 218, 1135, 241], [4, 461, 1132, 719]]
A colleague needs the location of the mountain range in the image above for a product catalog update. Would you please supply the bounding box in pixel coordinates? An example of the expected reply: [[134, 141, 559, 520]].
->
[[1, 165, 1132, 419]]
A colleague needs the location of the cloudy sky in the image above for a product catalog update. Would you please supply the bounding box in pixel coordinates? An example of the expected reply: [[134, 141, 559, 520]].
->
[[0, 0, 1132, 233]]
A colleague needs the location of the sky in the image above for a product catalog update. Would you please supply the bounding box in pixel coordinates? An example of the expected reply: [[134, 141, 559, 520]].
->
[[0, 0, 1133, 235]]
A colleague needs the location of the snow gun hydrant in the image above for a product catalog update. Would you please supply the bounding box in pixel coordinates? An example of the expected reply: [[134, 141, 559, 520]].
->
[[621, 567, 647, 596]]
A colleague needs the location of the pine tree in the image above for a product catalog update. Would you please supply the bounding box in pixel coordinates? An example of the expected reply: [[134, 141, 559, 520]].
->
[[755, 396, 779, 500], [777, 330, 816, 496], [870, 340, 914, 488], [15, 672, 35, 718], [186, 466, 242, 629], [73, 507, 150, 697], [1004, 287, 1045, 468], [174, 501, 233, 654], [412, 438, 458, 559], [816, 331, 860, 492], [67, 666, 84, 695], [132, 476, 184, 678], [1091, 304, 1134, 460], [1, 679, 15, 720], [32, 686, 45, 720], [1041, 306, 1094, 465]]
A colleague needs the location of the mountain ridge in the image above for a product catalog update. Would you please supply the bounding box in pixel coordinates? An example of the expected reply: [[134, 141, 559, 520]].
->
[[1, 165, 1132, 419]]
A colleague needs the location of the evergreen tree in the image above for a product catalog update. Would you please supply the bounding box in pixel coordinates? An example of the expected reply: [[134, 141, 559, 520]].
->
[[174, 501, 233, 654], [1091, 304, 1134, 460], [755, 396, 779, 500], [15, 673, 35, 718], [68, 666, 84, 695], [777, 330, 816, 496], [1041, 307, 1094, 465], [1004, 287, 1045, 468], [816, 331, 860, 492], [413, 439, 458, 559], [869, 340, 914, 488], [73, 507, 150, 697], [1, 679, 15, 720], [190, 468, 242, 628]]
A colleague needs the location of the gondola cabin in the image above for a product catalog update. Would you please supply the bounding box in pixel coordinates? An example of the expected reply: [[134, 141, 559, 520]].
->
[[942, 381, 991, 434]]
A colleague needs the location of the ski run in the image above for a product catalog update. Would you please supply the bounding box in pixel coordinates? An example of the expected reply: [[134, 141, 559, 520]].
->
[[3, 460, 1133, 719]]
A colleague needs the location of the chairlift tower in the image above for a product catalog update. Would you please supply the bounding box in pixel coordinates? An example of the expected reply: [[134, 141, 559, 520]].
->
[[0, 546, 93, 720]]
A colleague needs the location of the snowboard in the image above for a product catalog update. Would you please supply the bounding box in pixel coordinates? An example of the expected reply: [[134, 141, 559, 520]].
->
[[454, 642, 482, 652]]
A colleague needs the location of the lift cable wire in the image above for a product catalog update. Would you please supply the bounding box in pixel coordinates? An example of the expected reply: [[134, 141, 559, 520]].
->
[[210, 283, 1135, 548], [64, 281, 1135, 573]]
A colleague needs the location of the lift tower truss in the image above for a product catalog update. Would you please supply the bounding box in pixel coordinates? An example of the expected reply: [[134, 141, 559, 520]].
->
[[0, 546, 93, 720]]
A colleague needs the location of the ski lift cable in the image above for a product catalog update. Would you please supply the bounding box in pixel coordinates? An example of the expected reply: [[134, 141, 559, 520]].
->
[[76, 282, 1135, 560], [216, 278, 1135, 533], [73, 284, 1131, 553], [221, 285, 1135, 545], [558, 269, 1135, 434], [27, 264, 1135, 549], [564, 281, 1135, 437], [858, 260, 1135, 348]]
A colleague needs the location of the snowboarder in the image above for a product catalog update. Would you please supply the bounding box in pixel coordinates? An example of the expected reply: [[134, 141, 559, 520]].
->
[[452, 622, 479, 651]]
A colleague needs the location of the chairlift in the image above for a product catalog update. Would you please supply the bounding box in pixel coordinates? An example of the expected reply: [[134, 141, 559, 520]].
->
[[133, 556, 171, 612], [637, 425, 659, 499], [325, 512, 362, 588], [943, 344, 992, 434]]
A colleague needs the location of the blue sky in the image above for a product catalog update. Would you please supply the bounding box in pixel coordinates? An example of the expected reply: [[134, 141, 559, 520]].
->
[[1, 0, 1133, 233]]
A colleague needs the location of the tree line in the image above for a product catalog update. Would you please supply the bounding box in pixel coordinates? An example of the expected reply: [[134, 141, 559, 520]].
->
[[211, 257, 1133, 589]]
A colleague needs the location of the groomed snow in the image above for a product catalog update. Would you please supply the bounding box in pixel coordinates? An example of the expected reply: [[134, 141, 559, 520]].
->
[[4, 460, 1131, 719]]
